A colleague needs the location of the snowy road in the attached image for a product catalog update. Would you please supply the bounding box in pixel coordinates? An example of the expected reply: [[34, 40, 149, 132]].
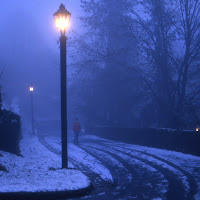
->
[[38, 134, 200, 200]]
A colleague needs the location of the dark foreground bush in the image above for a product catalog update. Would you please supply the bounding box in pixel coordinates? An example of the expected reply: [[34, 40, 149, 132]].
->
[[0, 109, 21, 155], [90, 127, 200, 156]]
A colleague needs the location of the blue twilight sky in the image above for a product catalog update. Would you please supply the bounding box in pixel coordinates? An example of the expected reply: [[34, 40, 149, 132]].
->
[[0, 0, 82, 124]]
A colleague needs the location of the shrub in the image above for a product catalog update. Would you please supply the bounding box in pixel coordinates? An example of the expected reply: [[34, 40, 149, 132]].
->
[[0, 109, 21, 155], [90, 127, 200, 156]]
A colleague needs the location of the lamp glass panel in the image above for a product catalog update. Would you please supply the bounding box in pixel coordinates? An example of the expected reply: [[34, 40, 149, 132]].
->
[[55, 15, 70, 31], [29, 87, 34, 92]]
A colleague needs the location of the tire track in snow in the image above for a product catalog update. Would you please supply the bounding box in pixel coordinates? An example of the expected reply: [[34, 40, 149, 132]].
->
[[83, 139, 186, 199], [79, 145, 135, 199], [83, 136, 198, 199], [109, 143, 198, 200], [80, 144, 168, 200], [96, 140, 197, 200], [39, 135, 166, 199], [39, 134, 198, 200]]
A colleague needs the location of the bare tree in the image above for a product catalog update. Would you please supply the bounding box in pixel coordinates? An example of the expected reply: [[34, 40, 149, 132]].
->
[[130, 0, 177, 127], [130, 0, 200, 128], [173, 0, 200, 126]]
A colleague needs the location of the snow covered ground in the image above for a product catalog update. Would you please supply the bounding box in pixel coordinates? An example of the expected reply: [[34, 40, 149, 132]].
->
[[9, 130, 198, 199], [45, 136, 113, 183], [0, 132, 91, 193], [83, 135, 200, 200], [41, 134, 200, 199]]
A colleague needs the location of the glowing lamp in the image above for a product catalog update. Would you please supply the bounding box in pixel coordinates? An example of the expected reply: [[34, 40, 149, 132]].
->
[[53, 4, 71, 34], [196, 128, 199, 132], [29, 87, 34, 92]]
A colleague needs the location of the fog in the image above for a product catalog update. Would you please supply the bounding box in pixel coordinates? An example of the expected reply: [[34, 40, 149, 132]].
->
[[0, 0, 81, 126], [1, 0, 200, 130], [1, 1, 200, 199]]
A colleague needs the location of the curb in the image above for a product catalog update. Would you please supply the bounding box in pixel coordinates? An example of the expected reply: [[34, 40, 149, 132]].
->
[[0, 183, 93, 200]]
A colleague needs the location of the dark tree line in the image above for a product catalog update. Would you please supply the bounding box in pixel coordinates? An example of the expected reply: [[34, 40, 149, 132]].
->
[[69, 0, 200, 129]]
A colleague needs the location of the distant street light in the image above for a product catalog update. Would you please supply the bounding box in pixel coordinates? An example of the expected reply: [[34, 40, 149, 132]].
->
[[29, 87, 34, 92], [54, 4, 71, 169], [29, 86, 35, 135]]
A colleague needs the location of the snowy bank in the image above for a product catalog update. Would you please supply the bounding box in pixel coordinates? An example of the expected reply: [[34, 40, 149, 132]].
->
[[0, 133, 91, 193], [45, 136, 113, 183]]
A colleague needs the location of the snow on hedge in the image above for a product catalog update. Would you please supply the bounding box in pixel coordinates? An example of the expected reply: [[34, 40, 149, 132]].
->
[[0, 133, 90, 193]]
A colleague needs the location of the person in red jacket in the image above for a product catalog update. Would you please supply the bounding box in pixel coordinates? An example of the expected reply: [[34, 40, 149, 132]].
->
[[73, 118, 81, 144]]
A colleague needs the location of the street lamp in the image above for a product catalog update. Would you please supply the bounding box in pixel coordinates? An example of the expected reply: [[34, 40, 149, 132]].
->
[[54, 4, 71, 169], [29, 86, 35, 135]]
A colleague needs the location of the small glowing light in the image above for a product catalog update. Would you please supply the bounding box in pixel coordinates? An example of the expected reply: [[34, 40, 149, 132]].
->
[[55, 15, 70, 31], [196, 128, 199, 132], [29, 87, 34, 92]]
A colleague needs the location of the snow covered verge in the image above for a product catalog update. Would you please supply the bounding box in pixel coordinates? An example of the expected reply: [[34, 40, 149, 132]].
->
[[44, 136, 113, 183], [0, 133, 91, 193]]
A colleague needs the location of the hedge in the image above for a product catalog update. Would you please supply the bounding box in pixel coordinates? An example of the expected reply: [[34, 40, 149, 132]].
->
[[0, 109, 21, 155], [89, 127, 200, 156]]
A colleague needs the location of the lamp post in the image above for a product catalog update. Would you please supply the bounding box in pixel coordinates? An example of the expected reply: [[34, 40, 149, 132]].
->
[[54, 4, 71, 169], [29, 86, 35, 135]]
